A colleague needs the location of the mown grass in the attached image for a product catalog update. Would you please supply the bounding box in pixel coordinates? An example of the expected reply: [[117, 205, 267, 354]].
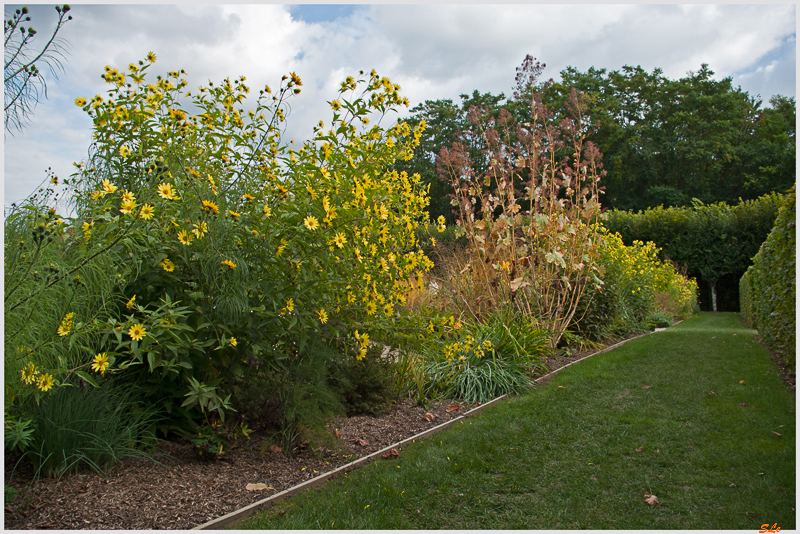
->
[[238, 313, 795, 530]]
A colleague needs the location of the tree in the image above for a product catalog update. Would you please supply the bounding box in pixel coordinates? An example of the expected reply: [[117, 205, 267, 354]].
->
[[392, 90, 509, 224], [538, 64, 794, 211], [4, 4, 73, 134]]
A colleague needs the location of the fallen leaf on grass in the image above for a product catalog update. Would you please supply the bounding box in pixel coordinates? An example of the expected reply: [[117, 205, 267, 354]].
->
[[739, 380, 746, 384], [707, 391, 716, 395], [557, 386, 566, 389], [778, 425, 785, 428], [382, 448, 400, 459], [772, 431, 782, 436], [635, 446, 644, 453], [642, 386, 651, 389], [740, 403, 749, 406], [685, 423, 692, 427], [644, 492, 660, 506], [445, 404, 461, 413], [352, 438, 369, 447], [246, 483, 271, 491], [423, 412, 436, 422], [730, 483, 738, 487], [758, 473, 765, 476]]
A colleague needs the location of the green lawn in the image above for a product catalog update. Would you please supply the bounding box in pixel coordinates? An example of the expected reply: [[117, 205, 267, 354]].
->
[[239, 313, 796, 530]]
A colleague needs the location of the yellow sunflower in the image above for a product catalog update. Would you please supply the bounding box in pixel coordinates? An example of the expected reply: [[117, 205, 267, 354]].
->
[[157, 183, 177, 200], [139, 204, 155, 220], [91, 352, 110, 376], [303, 215, 319, 230], [159, 257, 175, 272], [201, 200, 219, 215], [37, 373, 54, 392], [101, 179, 118, 194], [120, 199, 137, 215], [177, 230, 193, 245], [128, 324, 146, 341]]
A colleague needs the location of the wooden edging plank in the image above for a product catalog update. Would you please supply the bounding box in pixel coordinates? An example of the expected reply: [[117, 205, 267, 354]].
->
[[194, 322, 679, 530]]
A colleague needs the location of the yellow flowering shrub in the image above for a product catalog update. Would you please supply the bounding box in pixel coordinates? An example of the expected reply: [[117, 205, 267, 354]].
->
[[6, 55, 434, 432], [572, 229, 698, 338]]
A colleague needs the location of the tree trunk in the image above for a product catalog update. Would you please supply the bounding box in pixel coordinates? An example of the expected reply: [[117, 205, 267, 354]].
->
[[709, 278, 718, 312]]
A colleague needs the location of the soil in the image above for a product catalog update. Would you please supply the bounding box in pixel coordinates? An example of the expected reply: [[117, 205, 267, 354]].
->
[[5, 328, 793, 530]]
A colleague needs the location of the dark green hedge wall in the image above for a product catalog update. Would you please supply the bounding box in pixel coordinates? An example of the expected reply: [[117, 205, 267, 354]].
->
[[603, 193, 783, 311], [740, 186, 796, 368]]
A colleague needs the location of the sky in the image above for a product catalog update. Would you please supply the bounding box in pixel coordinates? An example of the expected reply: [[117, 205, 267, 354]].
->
[[3, 3, 796, 213]]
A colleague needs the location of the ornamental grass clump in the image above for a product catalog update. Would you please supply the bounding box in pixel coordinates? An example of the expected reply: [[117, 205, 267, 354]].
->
[[423, 307, 551, 403], [5, 53, 438, 464]]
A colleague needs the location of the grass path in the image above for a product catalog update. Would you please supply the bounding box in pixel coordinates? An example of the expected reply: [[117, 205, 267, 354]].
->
[[239, 313, 795, 530]]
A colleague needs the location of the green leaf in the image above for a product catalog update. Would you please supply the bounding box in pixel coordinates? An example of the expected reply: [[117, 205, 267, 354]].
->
[[75, 370, 100, 388]]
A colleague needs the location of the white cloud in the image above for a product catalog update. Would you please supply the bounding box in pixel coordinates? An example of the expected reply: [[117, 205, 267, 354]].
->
[[4, 4, 795, 209]]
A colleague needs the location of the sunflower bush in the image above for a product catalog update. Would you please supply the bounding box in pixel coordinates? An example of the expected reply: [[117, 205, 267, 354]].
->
[[571, 229, 698, 340], [5, 54, 435, 461]]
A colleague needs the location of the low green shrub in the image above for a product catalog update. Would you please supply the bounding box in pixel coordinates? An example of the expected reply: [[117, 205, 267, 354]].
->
[[20, 383, 160, 478], [328, 343, 400, 416], [740, 185, 796, 368]]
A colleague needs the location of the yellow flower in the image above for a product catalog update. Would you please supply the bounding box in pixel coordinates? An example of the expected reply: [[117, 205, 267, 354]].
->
[[331, 100, 341, 111], [228, 210, 240, 220], [74, 97, 87, 107], [121, 190, 135, 202], [290, 71, 302, 86], [119, 145, 131, 158], [201, 200, 219, 215], [126, 295, 136, 309], [263, 204, 272, 217], [92, 353, 110, 376], [230, 337, 237, 347], [37, 373, 54, 392], [128, 324, 146, 341], [365, 302, 377, 316], [146, 51, 157, 63], [120, 199, 137, 215], [303, 215, 320, 230], [101, 179, 118, 194], [157, 183, 178, 200], [316, 309, 328, 324], [20, 362, 38, 385], [159, 257, 175, 272], [333, 232, 347, 249], [383, 303, 394, 317], [57, 312, 75, 336], [139, 204, 155, 220], [177, 230, 193, 245], [221, 259, 236, 269], [285, 298, 294, 312], [242, 193, 254, 201], [192, 221, 208, 239]]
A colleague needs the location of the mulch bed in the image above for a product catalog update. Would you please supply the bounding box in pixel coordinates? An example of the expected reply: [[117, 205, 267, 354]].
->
[[5, 326, 793, 529], [4, 397, 467, 530]]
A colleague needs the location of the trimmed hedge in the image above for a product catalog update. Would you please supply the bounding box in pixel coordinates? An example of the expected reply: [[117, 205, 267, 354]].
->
[[604, 193, 783, 311], [740, 185, 796, 368]]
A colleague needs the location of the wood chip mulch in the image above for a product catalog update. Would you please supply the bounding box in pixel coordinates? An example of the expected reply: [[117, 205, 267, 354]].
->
[[4, 397, 469, 530]]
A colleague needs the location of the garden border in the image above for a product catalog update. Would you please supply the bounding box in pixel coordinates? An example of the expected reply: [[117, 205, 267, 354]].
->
[[193, 324, 677, 530]]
